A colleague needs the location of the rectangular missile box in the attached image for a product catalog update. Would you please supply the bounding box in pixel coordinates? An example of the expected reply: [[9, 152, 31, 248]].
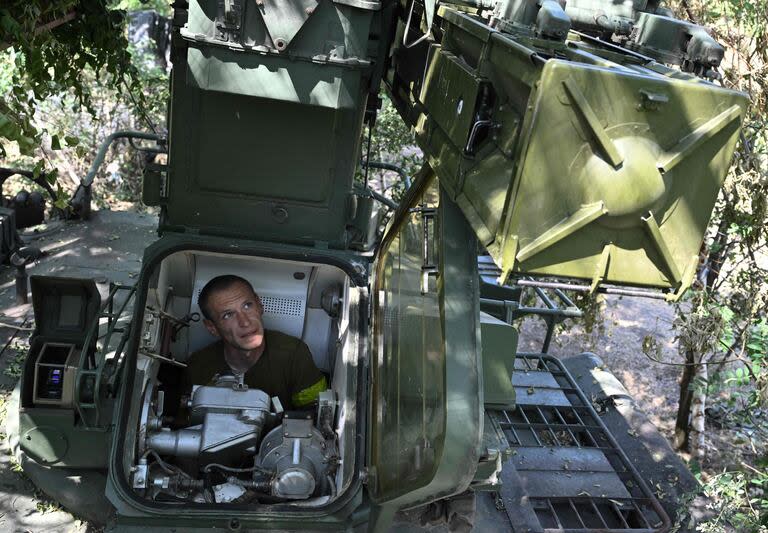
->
[[397, 7, 748, 298]]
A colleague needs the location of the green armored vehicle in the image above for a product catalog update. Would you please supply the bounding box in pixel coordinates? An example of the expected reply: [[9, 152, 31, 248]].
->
[[12, 0, 747, 530]]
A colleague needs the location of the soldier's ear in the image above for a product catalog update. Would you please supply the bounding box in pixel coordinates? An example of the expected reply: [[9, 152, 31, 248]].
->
[[203, 319, 221, 338]]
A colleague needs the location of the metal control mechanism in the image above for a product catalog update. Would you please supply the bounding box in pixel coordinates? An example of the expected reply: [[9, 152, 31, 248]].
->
[[490, 0, 724, 77], [134, 375, 338, 503], [32, 342, 78, 406], [141, 378, 273, 463], [257, 415, 338, 500]]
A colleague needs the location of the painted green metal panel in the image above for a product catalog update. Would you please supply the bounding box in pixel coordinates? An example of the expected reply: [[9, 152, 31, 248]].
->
[[186, 47, 361, 108], [480, 315, 517, 409], [498, 61, 745, 293], [420, 47, 485, 150], [370, 177, 446, 501], [19, 409, 111, 468], [161, 0, 377, 247], [369, 171, 483, 506]]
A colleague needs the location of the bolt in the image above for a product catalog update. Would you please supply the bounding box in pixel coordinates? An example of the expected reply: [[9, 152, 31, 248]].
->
[[305, 6, 314, 14]]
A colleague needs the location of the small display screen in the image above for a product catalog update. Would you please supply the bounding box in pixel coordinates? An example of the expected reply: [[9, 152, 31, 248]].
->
[[38, 366, 64, 400]]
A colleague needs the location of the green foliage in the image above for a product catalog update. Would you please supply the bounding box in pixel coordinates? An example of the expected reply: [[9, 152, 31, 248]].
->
[[0, 0, 165, 209], [698, 0, 768, 35], [664, 0, 768, 446], [360, 95, 422, 202], [696, 466, 768, 532], [1, 1, 169, 208], [3, 338, 29, 379], [114, 0, 171, 16], [571, 292, 605, 336]]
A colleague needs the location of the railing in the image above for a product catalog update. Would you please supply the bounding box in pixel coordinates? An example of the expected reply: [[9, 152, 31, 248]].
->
[[478, 255, 583, 353], [490, 354, 671, 532]]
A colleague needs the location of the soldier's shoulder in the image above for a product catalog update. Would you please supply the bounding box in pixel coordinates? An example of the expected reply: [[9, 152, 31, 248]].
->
[[266, 329, 308, 354]]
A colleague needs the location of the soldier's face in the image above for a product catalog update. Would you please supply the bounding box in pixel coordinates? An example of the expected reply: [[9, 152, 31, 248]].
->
[[203, 282, 265, 352]]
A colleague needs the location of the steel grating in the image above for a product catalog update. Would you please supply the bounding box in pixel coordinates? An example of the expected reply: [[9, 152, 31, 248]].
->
[[491, 354, 671, 532]]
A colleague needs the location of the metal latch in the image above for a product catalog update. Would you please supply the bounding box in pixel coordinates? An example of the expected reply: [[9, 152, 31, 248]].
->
[[419, 207, 438, 294], [216, 0, 243, 41]]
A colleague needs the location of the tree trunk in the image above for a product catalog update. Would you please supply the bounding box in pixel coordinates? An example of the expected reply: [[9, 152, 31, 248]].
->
[[675, 347, 696, 450], [705, 216, 731, 290], [689, 361, 708, 459]]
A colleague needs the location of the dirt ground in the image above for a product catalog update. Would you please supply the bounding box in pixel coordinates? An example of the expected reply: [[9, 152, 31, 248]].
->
[[519, 292, 765, 479], [520, 294, 681, 434], [0, 209, 156, 533]]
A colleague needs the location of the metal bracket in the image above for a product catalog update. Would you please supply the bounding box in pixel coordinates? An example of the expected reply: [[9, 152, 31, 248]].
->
[[216, 0, 244, 42], [638, 89, 669, 111], [402, 0, 433, 49]]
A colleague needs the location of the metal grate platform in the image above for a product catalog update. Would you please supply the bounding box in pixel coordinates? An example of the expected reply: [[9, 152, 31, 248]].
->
[[491, 354, 671, 532]]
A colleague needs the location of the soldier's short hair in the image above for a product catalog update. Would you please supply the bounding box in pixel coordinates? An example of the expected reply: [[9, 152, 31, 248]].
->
[[198, 275, 256, 321]]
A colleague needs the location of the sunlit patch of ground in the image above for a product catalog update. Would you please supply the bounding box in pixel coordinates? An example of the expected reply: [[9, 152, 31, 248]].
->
[[518, 293, 766, 477]]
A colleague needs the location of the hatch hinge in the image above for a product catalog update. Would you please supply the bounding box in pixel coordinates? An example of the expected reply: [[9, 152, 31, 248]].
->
[[361, 466, 375, 485]]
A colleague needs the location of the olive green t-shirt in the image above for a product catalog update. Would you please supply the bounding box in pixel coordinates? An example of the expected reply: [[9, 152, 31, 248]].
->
[[182, 330, 326, 410]]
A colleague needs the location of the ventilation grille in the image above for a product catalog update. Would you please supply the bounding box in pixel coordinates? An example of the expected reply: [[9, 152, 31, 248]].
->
[[491, 354, 671, 532], [261, 296, 303, 317]]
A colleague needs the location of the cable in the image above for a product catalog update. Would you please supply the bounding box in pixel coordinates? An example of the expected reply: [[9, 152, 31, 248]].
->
[[203, 462, 273, 476], [143, 449, 196, 481], [363, 122, 373, 189]]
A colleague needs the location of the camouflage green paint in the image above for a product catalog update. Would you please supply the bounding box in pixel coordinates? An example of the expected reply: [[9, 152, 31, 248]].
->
[[160, 0, 378, 248], [369, 171, 483, 507], [390, 8, 748, 297]]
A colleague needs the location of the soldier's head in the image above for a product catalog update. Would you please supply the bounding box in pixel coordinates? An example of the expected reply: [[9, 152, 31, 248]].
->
[[199, 275, 265, 352]]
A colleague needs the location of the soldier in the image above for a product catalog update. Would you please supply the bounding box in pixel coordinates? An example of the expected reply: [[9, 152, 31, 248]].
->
[[182, 275, 327, 410]]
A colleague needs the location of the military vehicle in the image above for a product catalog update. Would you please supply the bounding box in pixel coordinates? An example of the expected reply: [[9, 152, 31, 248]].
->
[[10, 0, 747, 531]]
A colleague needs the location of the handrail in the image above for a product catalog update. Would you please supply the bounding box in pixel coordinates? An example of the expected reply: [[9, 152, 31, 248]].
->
[[81, 130, 166, 187], [361, 160, 413, 189]]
